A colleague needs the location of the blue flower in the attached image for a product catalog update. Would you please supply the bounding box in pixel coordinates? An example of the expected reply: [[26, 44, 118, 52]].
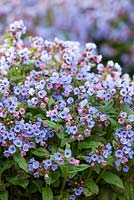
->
[[123, 165, 129, 172], [54, 152, 62, 161], [115, 150, 123, 158], [67, 97, 74, 104], [33, 161, 40, 169], [44, 159, 52, 169], [64, 149, 72, 158], [8, 145, 16, 154], [86, 156, 91, 163], [13, 138, 22, 147], [38, 90, 46, 98], [51, 164, 58, 171]]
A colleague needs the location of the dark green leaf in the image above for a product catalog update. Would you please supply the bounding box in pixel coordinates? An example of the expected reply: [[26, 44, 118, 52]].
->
[[33, 180, 43, 193], [7, 176, 29, 188], [0, 190, 8, 200], [98, 188, 117, 200], [0, 161, 14, 174]]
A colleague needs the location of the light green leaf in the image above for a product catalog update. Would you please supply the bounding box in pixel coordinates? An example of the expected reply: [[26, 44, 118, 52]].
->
[[13, 153, 28, 173], [86, 178, 99, 195], [84, 188, 94, 197], [44, 120, 57, 130], [108, 118, 119, 127], [102, 171, 124, 189], [121, 105, 134, 115], [93, 163, 101, 174], [32, 147, 50, 157], [42, 187, 53, 200], [78, 141, 103, 151]]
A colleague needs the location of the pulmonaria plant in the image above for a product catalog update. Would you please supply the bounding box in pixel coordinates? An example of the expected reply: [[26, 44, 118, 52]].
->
[[0, 20, 134, 200]]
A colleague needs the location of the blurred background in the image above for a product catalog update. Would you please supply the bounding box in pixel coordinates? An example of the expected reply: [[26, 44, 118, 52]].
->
[[0, 0, 134, 75]]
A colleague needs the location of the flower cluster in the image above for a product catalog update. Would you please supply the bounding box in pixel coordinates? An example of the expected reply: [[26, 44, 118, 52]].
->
[[0, 0, 133, 69], [1, 21, 134, 199]]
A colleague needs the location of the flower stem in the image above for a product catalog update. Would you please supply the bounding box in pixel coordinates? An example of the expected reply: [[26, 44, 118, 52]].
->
[[95, 167, 107, 184]]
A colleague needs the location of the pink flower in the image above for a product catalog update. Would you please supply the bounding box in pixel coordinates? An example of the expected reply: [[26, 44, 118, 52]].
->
[[65, 114, 72, 121], [69, 158, 80, 165], [44, 173, 49, 180], [120, 157, 128, 163], [19, 108, 25, 115], [4, 92, 9, 96], [118, 118, 124, 124], [44, 97, 49, 102], [21, 151, 26, 157], [55, 83, 61, 88], [90, 162, 95, 167], [46, 111, 51, 117], [13, 111, 19, 117], [54, 105, 58, 110], [40, 103, 46, 109], [126, 124, 132, 130], [77, 134, 84, 141], [84, 129, 91, 135]]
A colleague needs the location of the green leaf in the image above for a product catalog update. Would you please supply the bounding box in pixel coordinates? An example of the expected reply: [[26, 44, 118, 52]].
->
[[86, 178, 99, 195], [10, 75, 25, 82], [0, 160, 14, 173], [63, 192, 70, 200], [108, 118, 119, 127], [0, 190, 8, 200], [45, 171, 60, 186], [102, 171, 124, 189], [106, 156, 114, 166], [7, 176, 29, 189], [33, 180, 43, 193], [32, 147, 50, 157], [78, 141, 103, 151], [13, 153, 29, 173], [24, 112, 33, 120], [48, 97, 55, 109], [60, 164, 89, 177], [3, 34, 11, 40], [84, 188, 94, 197], [99, 188, 117, 200], [0, 93, 3, 99], [69, 164, 89, 174], [93, 163, 101, 174], [121, 105, 134, 115], [66, 143, 71, 150], [42, 187, 53, 200], [44, 120, 57, 130], [60, 137, 72, 147]]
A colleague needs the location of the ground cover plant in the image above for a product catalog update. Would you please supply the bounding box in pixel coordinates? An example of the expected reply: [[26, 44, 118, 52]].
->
[[0, 20, 134, 200]]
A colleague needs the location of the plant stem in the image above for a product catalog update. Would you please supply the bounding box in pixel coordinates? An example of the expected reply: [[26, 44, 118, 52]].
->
[[87, 167, 93, 179], [60, 176, 67, 199], [95, 167, 107, 184]]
